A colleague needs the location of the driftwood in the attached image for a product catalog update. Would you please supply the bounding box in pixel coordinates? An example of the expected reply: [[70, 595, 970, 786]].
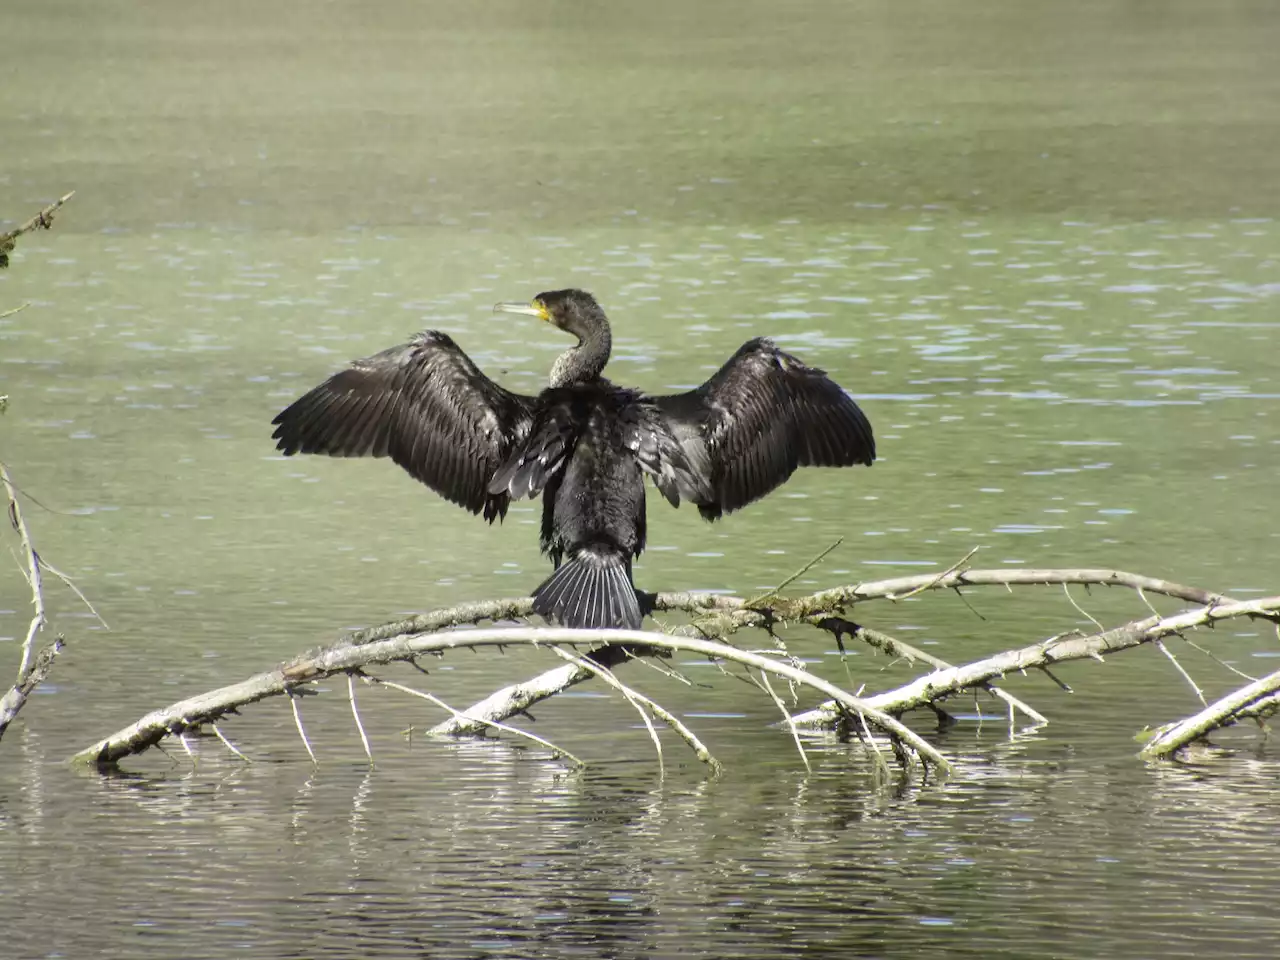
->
[[69, 563, 1280, 772]]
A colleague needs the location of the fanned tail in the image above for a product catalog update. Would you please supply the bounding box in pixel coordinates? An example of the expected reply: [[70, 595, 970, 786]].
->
[[532, 547, 642, 630]]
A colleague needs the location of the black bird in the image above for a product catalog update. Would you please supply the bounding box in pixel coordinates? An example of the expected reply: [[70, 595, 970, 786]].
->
[[271, 289, 875, 630]]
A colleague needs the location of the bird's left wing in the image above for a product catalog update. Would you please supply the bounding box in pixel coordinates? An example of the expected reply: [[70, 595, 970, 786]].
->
[[653, 338, 875, 520], [271, 331, 535, 522]]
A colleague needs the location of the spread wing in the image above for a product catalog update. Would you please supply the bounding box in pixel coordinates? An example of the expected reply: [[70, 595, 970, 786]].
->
[[271, 331, 535, 522], [653, 338, 875, 520]]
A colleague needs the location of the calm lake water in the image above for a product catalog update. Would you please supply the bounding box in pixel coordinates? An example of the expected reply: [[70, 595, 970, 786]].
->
[[3, 1, 1279, 957]]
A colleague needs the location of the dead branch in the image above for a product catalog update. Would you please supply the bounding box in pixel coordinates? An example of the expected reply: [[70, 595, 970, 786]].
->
[[816, 617, 1048, 725], [0, 192, 75, 270], [548, 644, 722, 773], [440, 567, 1217, 734], [1, 461, 103, 741], [1, 464, 46, 680], [0, 638, 64, 740], [1, 193, 83, 742], [789, 595, 1280, 729], [72, 626, 952, 775], [657, 568, 1238, 620], [0, 464, 52, 740], [1140, 667, 1280, 759], [68, 567, 1277, 775]]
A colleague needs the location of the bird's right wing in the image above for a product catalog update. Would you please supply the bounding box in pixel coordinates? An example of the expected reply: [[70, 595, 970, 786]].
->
[[271, 331, 535, 522], [654, 338, 875, 519]]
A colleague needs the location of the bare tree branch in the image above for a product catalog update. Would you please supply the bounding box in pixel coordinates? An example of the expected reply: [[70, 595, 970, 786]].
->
[[0, 638, 64, 740], [0, 191, 75, 269], [439, 568, 1212, 735], [1140, 668, 1280, 759], [2, 464, 47, 680], [71, 627, 952, 775], [789, 596, 1280, 729]]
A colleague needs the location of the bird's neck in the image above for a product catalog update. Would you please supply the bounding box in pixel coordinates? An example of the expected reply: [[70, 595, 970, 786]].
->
[[550, 324, 611, 387]]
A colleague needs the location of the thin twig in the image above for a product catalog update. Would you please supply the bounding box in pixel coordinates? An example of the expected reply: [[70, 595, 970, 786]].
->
[[212, 724, 250, 762], [549, 645, 722, 774], [1136, 586, 1161, 618], [369, 676, 584, 767], [37, 556, 109, 629], [855, 710, 892, 779], [885, 547, 980, 601], [1154, 639, 1207, 706], [748, 537, 843, 606], [289, 692, 317, 763], [624, 649, 701, 688], [348, 673, 373, 761], [1063, 583, 1104, 632], [758, 670, 810, 773], [1180, 637, 1256, 683], [0, 303, 29, 320]]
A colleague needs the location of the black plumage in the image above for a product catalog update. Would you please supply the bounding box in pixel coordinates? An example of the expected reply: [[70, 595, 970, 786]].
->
[[271, 289, 875, 630]]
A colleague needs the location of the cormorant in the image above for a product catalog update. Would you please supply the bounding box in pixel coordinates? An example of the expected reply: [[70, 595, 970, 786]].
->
[[271, 289, 875, 630]]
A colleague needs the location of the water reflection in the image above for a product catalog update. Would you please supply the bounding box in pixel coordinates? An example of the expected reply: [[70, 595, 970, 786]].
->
[[5, 737, 1279, 957]]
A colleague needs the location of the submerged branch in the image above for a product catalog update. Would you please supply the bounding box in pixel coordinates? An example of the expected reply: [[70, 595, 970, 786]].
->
[[790, 595, 1280, 729], [1140, 667, 1280, 759]]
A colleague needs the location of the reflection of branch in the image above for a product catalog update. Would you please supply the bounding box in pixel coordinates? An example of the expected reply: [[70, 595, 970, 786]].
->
[[0, 191, 75, 269]]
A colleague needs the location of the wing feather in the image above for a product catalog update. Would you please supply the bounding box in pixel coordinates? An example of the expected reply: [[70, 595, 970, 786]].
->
[[271, 331, 534, 522], [654, 338, 875, 519]]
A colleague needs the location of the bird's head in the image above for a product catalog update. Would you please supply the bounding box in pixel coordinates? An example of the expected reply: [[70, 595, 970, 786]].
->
[[494, 288, 606, 343]]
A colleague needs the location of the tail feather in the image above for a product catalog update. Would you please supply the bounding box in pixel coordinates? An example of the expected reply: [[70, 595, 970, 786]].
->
[[532, 549, 642, 630]]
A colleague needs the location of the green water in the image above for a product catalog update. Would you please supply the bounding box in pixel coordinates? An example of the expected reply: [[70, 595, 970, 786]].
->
[[2, 1, 1279, 957]]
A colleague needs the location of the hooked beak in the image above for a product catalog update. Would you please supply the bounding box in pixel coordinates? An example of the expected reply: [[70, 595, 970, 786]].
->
[[493, 300, 550, 321]]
